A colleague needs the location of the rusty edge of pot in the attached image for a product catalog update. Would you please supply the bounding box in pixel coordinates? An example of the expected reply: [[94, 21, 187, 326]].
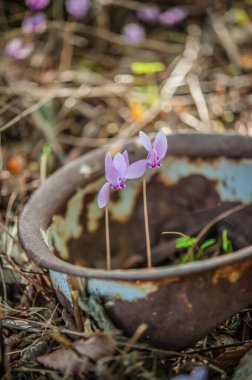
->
[[18, 133, 252, 281]]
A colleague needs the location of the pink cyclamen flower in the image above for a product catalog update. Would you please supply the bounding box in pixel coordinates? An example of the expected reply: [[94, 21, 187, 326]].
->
[[97, 151, 147, 208], [137, 4, 160, 24], [5, 39, 34, 60], [66, 0, 90, 18], [122, 23, 146, 45], [25, 0, 50, 11], [139, 131, 168, 168], [22, 12, 47, 34], [159, 7, 188, 26]]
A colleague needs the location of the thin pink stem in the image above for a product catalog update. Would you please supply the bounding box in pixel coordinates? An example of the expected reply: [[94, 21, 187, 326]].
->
[[105, 205, 111, 271]]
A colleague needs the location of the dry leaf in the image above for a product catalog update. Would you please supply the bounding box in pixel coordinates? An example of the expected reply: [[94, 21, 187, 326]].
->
[[37, 332, 116, 375], [216, 341, 252, 368]]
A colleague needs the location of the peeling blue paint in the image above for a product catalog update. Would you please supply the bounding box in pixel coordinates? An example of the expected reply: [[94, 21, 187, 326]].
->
[[49, 270, 72, 304], [87, 278, 157, 301], [162, 157, 252, 203]]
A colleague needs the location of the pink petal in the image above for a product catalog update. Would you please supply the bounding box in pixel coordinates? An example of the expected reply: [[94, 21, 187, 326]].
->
[[97, 182, 111, 208], [139, 131, 152, 151], [123, 150, 129, 167], [148, 149, 158, 167], [154, 131, 167, 160], [105, 152, 119, 183], [125, 159, 147, 179], [113, 152, 127, 177]]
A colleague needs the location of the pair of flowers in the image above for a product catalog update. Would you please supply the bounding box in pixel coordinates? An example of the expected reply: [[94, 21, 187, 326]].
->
[[97, 131, 168, 208], [25, 0, 90, 17], [122, 6, 187, 45]]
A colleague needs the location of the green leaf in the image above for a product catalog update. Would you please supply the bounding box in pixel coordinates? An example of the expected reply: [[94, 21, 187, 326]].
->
[[176, 236, 197, 249], [200, 238, 216, 251], [222, 229, 233, 254], [131, 61, 165, 75]]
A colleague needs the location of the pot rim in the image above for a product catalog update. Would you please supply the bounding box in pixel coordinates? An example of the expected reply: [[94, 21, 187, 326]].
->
[[18, 132, 252, 281]]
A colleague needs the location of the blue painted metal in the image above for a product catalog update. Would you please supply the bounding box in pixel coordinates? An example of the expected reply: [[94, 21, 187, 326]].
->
[[88, 278, 158, 302], [164, 158, 252, 203], [49, 269, 72, 305]]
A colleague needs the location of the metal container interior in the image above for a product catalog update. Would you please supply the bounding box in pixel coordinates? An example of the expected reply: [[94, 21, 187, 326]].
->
[[19, 133, 252, 349]]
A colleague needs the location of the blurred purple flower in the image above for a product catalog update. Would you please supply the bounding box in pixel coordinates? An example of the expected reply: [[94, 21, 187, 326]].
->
[[5, 38, 34, 60], [25, 0, 50, 11], [171, 366, 208, 380], [137, 4, 160, 24], [122, 23, 146, 44], [97, 151, 146, 208], [159, 6, 188, 26], [22, 12, 47, 34], [139, 131, 167, 169], [66, 0, 90, 18]]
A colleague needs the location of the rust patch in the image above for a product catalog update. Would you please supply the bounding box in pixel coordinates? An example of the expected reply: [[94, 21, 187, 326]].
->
[[212, 260, 252, 284], [155, 276, 180, 286]]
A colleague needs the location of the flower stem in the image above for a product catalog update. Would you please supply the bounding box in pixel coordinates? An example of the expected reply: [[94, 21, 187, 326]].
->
[[143, 174, 152, 268], [105, 205, 111, 271], [40, 153, 48, 184]]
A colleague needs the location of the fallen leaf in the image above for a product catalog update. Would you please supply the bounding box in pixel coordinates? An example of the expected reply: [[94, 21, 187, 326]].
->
[[216, 341, 252, 368], [37, 332, 116, 375]]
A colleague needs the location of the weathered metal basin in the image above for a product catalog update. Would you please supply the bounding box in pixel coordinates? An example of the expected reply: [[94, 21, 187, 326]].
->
[[18, 133, 252, 349]]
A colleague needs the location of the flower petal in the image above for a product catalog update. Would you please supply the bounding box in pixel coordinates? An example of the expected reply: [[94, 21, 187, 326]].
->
[[105, 152, 119, 183], [125, 159, 147, 179], [123, 150, 129, 167], [97, 182, 111, 208], [148, 149, 158, 167], [154, 131, 167, 160], [113, 152, 127, 176], [139, 131, 152, 151], [191, 366, 208, 380]]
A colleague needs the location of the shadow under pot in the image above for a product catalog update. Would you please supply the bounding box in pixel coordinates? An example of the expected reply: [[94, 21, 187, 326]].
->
[[19, 133, 252, 349]]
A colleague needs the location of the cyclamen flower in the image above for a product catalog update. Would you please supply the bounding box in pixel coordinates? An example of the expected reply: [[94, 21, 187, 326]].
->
[[97, 151, 147, 208], [139, 131, 168, 168], [5, 39, 34, 60], [159, 7, 188, 26], [22, 12, 47, 34], [25, 0, 50, 11], [171, 366, 208, 380], [137, 4, 160, 24], [122, 23, 146, 45], [66, 0, 90, 18]]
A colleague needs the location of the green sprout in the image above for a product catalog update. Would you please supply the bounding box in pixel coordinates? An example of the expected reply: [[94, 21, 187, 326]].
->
[[199, 238, 216, 251], [221, 229, 233, 254], [175, 236, 197, 249], [175, 235, 217, 264]]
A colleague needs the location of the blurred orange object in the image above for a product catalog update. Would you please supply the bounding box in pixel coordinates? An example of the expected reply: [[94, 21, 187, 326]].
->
[[7, 153, 26, 174], [129, 101, 145, 121], [240, 53, 252, 70]]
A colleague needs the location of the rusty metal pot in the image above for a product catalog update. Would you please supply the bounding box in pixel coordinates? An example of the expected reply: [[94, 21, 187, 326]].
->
[[18, 133, 252, 349]]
